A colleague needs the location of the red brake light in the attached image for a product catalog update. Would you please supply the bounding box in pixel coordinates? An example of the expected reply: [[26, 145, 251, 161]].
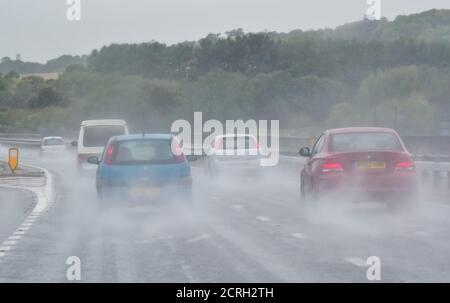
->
[[321, 162, 344, 173], [395, 161, 415, 171], [172, 140, 185, 162], [253, 139, 260, 149], [104, 143, 116, 165]]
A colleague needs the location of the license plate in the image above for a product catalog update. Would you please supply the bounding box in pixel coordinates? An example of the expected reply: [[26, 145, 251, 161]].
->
[[129, 187, 160, 198], [355, 161, 386, 170]]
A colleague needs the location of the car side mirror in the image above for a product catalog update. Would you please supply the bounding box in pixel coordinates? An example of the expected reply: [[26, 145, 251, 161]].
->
[[186, 155, 199, 162], [87, 156, 100, 165], [299, 147, 311, 157], [71, 141, 78, 147]]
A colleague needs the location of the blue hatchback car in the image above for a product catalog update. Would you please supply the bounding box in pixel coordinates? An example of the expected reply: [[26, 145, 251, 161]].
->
[[88, 134, 192, 206]]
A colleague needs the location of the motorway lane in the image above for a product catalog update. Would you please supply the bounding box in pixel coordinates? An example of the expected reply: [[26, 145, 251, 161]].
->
[[0, 189, 35, 247], [0, 149, 450, 282]]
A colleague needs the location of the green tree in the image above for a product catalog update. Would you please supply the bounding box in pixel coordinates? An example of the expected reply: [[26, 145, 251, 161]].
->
[[28, 87, 66, 108]]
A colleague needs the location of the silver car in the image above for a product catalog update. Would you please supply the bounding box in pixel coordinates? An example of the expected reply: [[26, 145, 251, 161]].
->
[[40, 136, 66, 157], [206, 134, 262, 176]]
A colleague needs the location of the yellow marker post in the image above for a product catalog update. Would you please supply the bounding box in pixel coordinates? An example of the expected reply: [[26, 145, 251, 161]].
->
[[309, 136, 318, 147], [8, 147, 19, 173]]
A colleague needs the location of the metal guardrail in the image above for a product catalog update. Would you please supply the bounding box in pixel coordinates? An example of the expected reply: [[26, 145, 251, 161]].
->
[[415, 161, 450, 191], [0, 137, 41, 147], [1, 132, 450, 161], [0, 133, 41, 139]]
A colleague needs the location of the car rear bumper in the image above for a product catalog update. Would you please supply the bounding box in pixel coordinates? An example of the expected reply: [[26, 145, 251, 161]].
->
[[98, 184, 192, 204], [315, 172, 418, 200]]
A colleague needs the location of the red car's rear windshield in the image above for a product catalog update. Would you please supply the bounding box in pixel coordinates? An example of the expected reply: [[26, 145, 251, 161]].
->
[[329, 132, 403, 152]]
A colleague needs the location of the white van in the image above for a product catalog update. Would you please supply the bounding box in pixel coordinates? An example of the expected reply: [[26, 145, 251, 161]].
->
[[74, 119, 129, 170]]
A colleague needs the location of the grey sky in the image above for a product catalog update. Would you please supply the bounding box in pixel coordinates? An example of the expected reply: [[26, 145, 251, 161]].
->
[[1, 0, 450, 63]]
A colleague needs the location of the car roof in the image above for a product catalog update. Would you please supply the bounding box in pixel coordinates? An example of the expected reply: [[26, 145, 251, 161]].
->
[[81, 119, 127, 127], [325, 127, 397, 135], [114, 133, 173, 141]]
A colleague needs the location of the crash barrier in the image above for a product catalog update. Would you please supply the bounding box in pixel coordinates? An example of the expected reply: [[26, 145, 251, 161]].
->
[[0, 133, 41, 139], [183, 135, 450, 159], [0, 134, 71, 149], [1, 133, 450, 161], [415, 161, 450, 191], [402, 135, 450, 157], [0, 133, 42, 148]]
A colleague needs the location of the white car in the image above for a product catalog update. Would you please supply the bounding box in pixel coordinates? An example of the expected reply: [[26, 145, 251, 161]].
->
[[73, 119, 129, 171], [206, 134, 263, 176], [40, 136, 66, 156]]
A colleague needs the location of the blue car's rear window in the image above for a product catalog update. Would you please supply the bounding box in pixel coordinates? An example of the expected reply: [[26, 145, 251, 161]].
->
[[112, 139, 179, 165]]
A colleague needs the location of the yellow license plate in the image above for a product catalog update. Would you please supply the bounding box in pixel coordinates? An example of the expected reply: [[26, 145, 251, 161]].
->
[[129, 187, 160, 198], [355, 161, 386, 170]]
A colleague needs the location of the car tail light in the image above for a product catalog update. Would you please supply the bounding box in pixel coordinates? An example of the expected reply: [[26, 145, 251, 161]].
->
[[395, 161, 415, 171], [103, 143, 116, 165], [321, 162, 344, 173], [252, 139, 260, 149], [77, 154, 84, 165], [172, 141, 186, 162]]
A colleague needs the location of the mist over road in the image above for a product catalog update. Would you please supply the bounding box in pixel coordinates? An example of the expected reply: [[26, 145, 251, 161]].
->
[[0, 148, 450, 282]]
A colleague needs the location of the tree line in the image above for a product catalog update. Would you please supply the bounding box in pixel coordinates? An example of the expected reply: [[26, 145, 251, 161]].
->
[[1, 10, 450, 135]]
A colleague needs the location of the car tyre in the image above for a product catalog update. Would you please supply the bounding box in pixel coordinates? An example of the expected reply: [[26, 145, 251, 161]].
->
[[300, 179, 317, 212]]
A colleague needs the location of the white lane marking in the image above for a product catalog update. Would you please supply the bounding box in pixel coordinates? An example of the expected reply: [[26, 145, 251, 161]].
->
[[3, 241, 16, 246], [292, 232, 309, 240], [256, 216, 272, 222], [0, 164, 53, 258], [21, 165, 54, 213], [186, 234, 211, 243], [345, 257, 367, 267], [232, 204, 245, 210]]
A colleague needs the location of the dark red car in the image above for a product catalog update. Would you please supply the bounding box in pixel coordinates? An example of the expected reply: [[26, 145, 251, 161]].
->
[[299, 127, 418, 204]]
